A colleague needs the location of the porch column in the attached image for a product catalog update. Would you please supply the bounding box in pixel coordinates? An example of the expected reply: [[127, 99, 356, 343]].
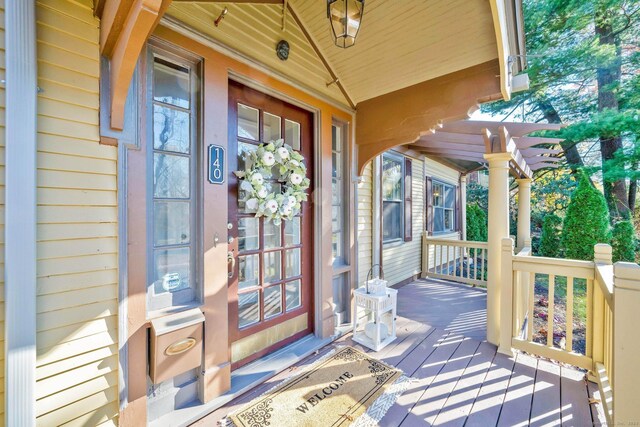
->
[[5, 1, 37, 424], [460, 174, 467, 241], [484, 153, 512, 346], [516, 178, 532, 251]]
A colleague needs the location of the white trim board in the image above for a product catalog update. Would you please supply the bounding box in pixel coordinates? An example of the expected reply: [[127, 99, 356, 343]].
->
[[4, 1, 38, 425]]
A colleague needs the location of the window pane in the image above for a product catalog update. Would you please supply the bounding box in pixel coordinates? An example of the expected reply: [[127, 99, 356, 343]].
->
[[264, 285, 282, 318], [332, 153, 341, 178], [264, 220, 281, 249], [263, 251, 281, 283], [433, 183, 444, 207], [383, 201, 402, 241], [238, 104, 259, 140], [263, 112, 281, 142], [332, 206, 341, 232], [238, 254, 259, 289], [153, 247, 190, 293], [332, 125, 341, 151], [445, 185, 455, 208], [238, 217, 259, 252], [153, 58, 190, 109], [286, 280, 301, 311], [444, 209, 454, 231], [382, 156, 402, 200], [332, 178, 342, 205], [285, 119, 300, 150], [434, 207, 444, 232], [286, 248, 301, 278], [332, 231, 342, 261], [284, 217, 300, 246], [154, 105, 190, 154], [238, 291, 260, 328], [154, 201, 190, 246], [153, 153, 190, 199]]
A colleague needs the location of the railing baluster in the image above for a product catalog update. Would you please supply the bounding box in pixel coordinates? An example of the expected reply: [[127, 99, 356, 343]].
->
[[480, 248, 485, 281], [548, 274, 555, 347], [444, 245, 449, 275], [566, 276, 574, 353], [527, 272, 535, 341], [466, 245, 471, 281], [586, 279, 593, 359]]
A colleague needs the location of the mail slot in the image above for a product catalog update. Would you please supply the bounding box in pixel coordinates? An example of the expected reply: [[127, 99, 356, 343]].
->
[[149, 308, 205, 384]]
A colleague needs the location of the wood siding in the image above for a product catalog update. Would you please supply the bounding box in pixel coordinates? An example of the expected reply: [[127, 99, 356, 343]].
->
[[382, 158, 425, 286], [357, 162, 373, 287], [34, 0, 119, 425], [165, 3, 347, 106]]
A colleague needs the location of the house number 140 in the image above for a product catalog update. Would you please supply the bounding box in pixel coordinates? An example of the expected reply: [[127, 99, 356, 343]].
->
[[208, 145, 225, 184]]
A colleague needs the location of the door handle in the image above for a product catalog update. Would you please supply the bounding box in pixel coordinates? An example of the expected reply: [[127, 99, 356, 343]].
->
[[227, 251, 236, 278]]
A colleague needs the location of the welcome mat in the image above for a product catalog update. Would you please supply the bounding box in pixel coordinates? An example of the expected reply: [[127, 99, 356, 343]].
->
[[224, 347, 411, 427]]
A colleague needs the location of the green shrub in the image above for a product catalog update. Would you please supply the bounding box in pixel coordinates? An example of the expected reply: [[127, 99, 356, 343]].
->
[[562, 172, 611, 260], [466, 203, 488, 242], [539, 213, 562, 258], [612, 220, 637, 263]]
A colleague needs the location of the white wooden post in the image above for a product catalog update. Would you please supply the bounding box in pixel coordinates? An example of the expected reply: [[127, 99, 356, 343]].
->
[[460, 174, 467, 241], [516, 178, 531, 251], [484, 152, 512, 346], [5, 1, 37, 425], [612, 261, 640, 424], [499, 238, 514, 355], [592, 244, 612, 368]]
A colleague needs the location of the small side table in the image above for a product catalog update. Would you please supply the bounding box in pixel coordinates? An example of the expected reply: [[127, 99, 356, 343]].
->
[[352, 287, 397, 351]]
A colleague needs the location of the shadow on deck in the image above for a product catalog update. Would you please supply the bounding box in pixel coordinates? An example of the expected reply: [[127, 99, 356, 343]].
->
[[194, 278, 605, 426]]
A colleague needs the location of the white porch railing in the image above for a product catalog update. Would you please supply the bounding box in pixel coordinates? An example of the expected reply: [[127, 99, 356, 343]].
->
[[421, 235, 488, 287]]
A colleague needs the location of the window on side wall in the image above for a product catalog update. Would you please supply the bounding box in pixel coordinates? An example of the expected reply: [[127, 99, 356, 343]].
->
[[433, 181, 456, 233], [382, 153, 404, 243]]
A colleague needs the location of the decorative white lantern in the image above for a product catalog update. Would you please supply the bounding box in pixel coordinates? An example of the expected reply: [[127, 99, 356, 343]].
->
[[352, 286, 397, 352]]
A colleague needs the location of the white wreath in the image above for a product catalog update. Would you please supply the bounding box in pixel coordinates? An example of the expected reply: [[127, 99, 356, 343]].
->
[[234, 139, 310, 225]]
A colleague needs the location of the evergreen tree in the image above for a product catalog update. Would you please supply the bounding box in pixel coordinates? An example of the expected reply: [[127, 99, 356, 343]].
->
[[539, 213, 562, 258], [562, 172, 611, 260], [466, 204, 488, 242], [612, 220, 637, 262]]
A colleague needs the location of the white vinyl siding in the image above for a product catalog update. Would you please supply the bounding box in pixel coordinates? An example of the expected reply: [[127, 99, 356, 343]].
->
[[357, 162, 373, 287]]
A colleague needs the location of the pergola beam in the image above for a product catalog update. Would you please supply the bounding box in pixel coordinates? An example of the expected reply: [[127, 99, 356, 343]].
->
[[412, 140, 487, 153], [441, 120, 563, 137]]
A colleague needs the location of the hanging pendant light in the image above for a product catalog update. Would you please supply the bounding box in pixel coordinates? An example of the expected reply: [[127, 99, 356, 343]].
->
[[327, 0, 365, 48]]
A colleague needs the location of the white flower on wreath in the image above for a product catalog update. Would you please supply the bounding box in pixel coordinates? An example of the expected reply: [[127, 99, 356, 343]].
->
[[290, 173, 303, 185], [277, 147, 289, 160], [257, 187, 268, 199], [265, 199, 279, 213], [262, 152, 276, 166], [251, 172, 264, 185]]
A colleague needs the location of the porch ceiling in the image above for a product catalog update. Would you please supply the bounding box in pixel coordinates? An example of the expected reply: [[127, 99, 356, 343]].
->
[[166, 0, 500, 108], [408, 120, 565, 178]]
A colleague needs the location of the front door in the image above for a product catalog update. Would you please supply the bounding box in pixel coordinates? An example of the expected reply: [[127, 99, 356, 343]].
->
[[227, 81, 314, 369]]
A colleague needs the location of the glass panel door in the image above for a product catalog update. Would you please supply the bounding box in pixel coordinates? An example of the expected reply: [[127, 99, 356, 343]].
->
[[228, 81, 313, 369]]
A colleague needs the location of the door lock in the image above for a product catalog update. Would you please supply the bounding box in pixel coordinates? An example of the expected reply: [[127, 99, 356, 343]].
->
[[227, 251, 236, 278]]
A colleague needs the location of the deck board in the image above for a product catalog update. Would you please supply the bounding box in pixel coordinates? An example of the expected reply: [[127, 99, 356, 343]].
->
[[432, 341, 497, 426], [497, 352, 538, 427], [192, 279, 601, 427], [529, 359, 561, 426], [402, 338, 481, 426]]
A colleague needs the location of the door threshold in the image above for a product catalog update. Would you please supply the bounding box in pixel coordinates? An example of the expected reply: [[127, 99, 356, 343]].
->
[[149, 334, 333, 427]]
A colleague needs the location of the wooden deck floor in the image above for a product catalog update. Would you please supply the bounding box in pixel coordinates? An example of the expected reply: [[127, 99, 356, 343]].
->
[[194, 279, 603, 426]]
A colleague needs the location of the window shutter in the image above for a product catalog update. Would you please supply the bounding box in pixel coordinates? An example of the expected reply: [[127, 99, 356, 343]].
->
[[425, 176, 433, 236], [456, 184, 462, 233], [404, 158, 413, 241]]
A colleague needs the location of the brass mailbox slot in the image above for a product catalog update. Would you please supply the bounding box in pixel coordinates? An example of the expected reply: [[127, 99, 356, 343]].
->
[[165, 337, 197, 356], [150, 308, 205, 384]]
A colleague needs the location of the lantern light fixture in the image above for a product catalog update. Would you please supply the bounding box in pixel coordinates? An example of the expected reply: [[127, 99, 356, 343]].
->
[[327, 0, 365, 49]]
